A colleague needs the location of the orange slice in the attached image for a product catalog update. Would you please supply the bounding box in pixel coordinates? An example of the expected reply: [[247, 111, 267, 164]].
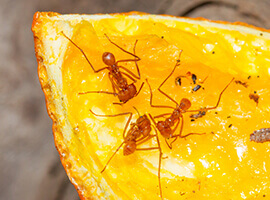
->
[[32, 12, 270, 200]]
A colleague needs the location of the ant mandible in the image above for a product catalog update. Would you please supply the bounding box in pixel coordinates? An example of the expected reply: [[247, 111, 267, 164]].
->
[[90, 107, 163, 199], [62, 32, 144, 104], [146, 50, 235, 148]]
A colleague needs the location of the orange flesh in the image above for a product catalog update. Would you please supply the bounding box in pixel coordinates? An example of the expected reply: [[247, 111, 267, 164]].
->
[[62, 20, 270, 199]]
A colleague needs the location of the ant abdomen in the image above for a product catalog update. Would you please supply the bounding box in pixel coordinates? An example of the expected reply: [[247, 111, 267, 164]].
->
[[123, 141, 136, 156], [157, 121, 172, 138], [118, 84, 137, 102]]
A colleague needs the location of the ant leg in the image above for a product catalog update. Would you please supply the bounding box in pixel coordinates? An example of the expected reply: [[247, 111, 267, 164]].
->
[[116, 58, 141, 64], [146, 79, 175, 110], [121, 71, 137, 83], [171, 115, 205, 139], [90, 110, 133, 173], [136, 135, 156, 146], [95, 67, 110, 73], [153, 126, 164, 200], [158, 50, 183, 106], [132, 106, 141, 117], [136, 134, 158, 149], [113, 102, 125, 106], [79, 73, 118, 95], [154, 113, 171, 119], [89, 109, 133, 139], [167, 118, 180, 148], [133, 39, 140, 79], [165, 139, 172, 149], [169, 117, 182, 148], [115, 40, 140, 80], [171, 118, 180, 135], [181, 132, 206, 138], [119, 66, 140, 80], [108, 72, 118, 93], [108, 73, 116, 93], [148, 113, 157, 127], [135, 129, 163, 200], [105, 34, 141, 63], [101, 142, 125, 173], [137, 125, 163, 199], [90, 109, 132, 118], [134, 82, 145, 97], [62, 32, 108, 73], [149, 113, 171, 151], [199, 75, 209, 84], [136, 147, 159, 151], [186, 77, 235, 112], [122, 113, 133, 139], [79, 91, 118, 96], [132, 106, 141, 118]]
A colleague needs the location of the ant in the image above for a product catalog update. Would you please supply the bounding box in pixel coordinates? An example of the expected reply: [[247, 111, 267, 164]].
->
[[62, 32, 144, 104], [89, 107, 164, 199], [146, 50, 235, 148]]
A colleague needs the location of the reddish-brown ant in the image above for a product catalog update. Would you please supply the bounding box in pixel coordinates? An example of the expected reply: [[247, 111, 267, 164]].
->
[[146, 50, 235, 148], [90, 107, 163, 199], [62, 32, 144, 104]]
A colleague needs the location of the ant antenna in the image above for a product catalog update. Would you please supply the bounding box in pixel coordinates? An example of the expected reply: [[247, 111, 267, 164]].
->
[[133, 106, 141, 117], [176, 50, 183, 63]]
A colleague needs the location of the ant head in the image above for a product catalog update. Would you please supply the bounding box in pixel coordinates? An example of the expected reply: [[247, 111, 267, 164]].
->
[[179, 98, 191, 111], [136, 114, 147, 124], [102, 52, 116, 65]]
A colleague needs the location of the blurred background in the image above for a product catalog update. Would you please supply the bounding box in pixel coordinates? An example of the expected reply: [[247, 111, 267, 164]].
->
[[1, 0, 270, 199]]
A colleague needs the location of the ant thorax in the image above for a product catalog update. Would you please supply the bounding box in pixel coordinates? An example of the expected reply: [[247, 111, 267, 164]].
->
[[117, 76, 128, 88], [126, 126, 140, 141], [164, 115, 177, 127], [110, 64, 119, 73], [172, 109, 181, 118]]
